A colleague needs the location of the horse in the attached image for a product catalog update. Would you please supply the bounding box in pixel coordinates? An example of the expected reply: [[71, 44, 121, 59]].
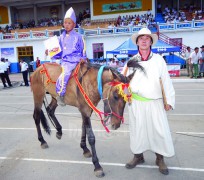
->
[[30, 61, 142, 177]]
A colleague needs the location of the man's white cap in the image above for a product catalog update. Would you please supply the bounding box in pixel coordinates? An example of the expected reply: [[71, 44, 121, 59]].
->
[[131, 28, 158, 46], [64, 7, 76, 23]]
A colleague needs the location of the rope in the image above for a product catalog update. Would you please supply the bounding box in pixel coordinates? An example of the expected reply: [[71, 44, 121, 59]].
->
[[73, 63, 110, 133]]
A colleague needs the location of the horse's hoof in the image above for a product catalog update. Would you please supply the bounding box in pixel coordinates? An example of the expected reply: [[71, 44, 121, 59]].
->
[[83, 151, 92, 158], [56, 132, 62, 140], [41, 142, 49, 149], [94, 169, 105, 178]]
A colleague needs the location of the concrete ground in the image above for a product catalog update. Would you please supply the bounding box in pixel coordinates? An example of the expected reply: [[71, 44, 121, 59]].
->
[[0, 70, 204, 180]]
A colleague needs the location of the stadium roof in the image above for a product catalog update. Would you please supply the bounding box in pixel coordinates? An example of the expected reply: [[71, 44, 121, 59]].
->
[[0, 0, 89, 9]]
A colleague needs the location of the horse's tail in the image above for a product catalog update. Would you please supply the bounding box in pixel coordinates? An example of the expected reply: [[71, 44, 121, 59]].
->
[[40, 109, 51, 135]]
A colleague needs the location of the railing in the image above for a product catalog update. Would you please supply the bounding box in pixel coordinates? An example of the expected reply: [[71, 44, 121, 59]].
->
[[159, 32, 187, 53], [0, 20, 204, 41], [157, 19, 204, 31]]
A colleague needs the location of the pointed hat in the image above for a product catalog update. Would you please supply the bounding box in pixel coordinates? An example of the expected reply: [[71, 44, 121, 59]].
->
[[64, 7, 76, 23]]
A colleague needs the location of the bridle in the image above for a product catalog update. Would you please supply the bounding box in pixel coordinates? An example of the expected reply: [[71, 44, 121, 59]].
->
[[101, 85, 124, 126], [96, 65, 132, 131]]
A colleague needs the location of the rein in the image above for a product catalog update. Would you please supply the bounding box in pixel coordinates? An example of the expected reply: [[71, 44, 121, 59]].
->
[[40, 63, 57, 84], [73, 63, 110, 133], [97, 66, 126, 123]]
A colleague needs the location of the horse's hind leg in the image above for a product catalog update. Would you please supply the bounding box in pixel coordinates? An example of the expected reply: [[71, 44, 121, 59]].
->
[[46, 97, 62, 139], [80, 120, 92, 158], [33, 107, 49, 149], [81, 114, 105, 178]]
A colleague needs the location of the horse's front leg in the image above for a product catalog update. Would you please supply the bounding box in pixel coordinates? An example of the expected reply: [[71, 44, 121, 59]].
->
[[46, 97, 62, 139], [80, 120, 92, 158], [82, 115, 105, 178]]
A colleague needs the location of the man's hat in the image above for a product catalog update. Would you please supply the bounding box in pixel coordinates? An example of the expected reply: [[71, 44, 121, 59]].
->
[[64, 7, 76, 23], [131, 28, 158, 46], [200, 45, 204, 48]]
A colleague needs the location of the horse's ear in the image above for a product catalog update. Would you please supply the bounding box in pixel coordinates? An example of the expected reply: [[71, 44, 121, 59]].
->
[[126, 71, 136, 82], [109, 69, 120, 80]]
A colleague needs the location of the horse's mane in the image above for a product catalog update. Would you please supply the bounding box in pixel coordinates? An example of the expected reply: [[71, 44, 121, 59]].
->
[[85, 63, 127, 83]]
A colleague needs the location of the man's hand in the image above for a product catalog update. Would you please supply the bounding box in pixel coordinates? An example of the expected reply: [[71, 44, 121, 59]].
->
[[164, 104, 172, 111]]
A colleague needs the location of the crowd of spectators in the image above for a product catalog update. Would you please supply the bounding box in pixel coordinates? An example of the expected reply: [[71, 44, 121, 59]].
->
[[162, 5, 187, 23], [115, 9, 156, 27], [0, 7, 90, 33], [0, 17, 63, 33], [0, 4, 203, 34], [161, 3, 203, 23]]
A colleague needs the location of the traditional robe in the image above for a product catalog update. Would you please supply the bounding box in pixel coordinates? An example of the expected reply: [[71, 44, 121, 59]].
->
[[123, 53, 175, 157], [55, 29, 86, 96]]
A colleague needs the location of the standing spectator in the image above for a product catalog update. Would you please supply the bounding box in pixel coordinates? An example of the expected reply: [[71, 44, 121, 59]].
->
[[119, 58, 126, 67], [184, 46, 192, 77], [199, 45, 204, 77], [19, 59, 29, 86], [109, 58, 117, 67], [36, 57, 41, 68], [113, 55, 118, 62], [0, 58, 8, 88], [29, 61, 34, 72], [189, 47, 202, 78], [157, 3, 162, 13], [3, 59, 12, 87], [5, 59, 11, 74], [122, 28, 175, 175], [1, 58, 12, 87]]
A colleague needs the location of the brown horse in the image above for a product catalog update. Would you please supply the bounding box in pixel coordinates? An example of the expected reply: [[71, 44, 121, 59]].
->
[[30, 61, 142, 177]]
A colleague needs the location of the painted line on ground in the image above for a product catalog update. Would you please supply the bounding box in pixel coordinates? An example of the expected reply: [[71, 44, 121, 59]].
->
[[0, 112, 204, 116], [176, 132, 204, 135], [176, 89, 204, 91], [0, 157, 203, 172], [0, 128, 203, 135]]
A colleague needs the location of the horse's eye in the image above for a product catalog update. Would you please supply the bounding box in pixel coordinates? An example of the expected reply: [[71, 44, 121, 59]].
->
[[113, 91, 119, 100]]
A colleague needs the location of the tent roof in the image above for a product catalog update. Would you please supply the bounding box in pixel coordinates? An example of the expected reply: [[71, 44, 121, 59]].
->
[[106, 38, 181, 55]]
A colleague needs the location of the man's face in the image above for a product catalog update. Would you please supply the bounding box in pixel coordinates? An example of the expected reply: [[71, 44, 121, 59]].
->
[[63, 18, 75, 32], [137, 35, 152, 50]]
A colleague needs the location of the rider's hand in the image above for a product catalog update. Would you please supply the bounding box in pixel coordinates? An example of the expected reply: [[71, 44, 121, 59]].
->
[[80, 58, 86, 64]]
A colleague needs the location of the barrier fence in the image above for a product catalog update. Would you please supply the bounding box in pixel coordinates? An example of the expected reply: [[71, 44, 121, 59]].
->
[[0, 19, 204, 40]]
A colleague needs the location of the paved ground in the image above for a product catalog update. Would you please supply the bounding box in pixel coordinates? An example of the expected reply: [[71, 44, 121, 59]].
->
[[0, 71, 204, 180]]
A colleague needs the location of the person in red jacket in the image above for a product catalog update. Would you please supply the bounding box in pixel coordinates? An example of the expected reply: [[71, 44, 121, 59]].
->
[[36, 57, 41, 68]]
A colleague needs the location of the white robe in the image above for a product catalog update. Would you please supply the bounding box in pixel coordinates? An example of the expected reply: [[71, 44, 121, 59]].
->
[[124, 53, 175, 157]]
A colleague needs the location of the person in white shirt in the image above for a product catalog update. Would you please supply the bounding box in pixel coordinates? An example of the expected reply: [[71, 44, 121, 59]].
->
[[184, 46, 192, 77], [199, 45, 204, 77], [19, 59, 29, 86], [0, 58, 8, 88], [122, 28, 175, 175], [109, 58, 117, 67], [189, 47, 202, 78], [0, 58, 12, 88]]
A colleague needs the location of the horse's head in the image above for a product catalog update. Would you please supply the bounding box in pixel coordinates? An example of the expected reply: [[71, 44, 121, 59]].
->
[[101, 68, 134, 130]]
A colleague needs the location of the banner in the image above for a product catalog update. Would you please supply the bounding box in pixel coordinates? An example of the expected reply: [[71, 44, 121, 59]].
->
[[102, 1, 142, 13], [167, 64, 181, 77]]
